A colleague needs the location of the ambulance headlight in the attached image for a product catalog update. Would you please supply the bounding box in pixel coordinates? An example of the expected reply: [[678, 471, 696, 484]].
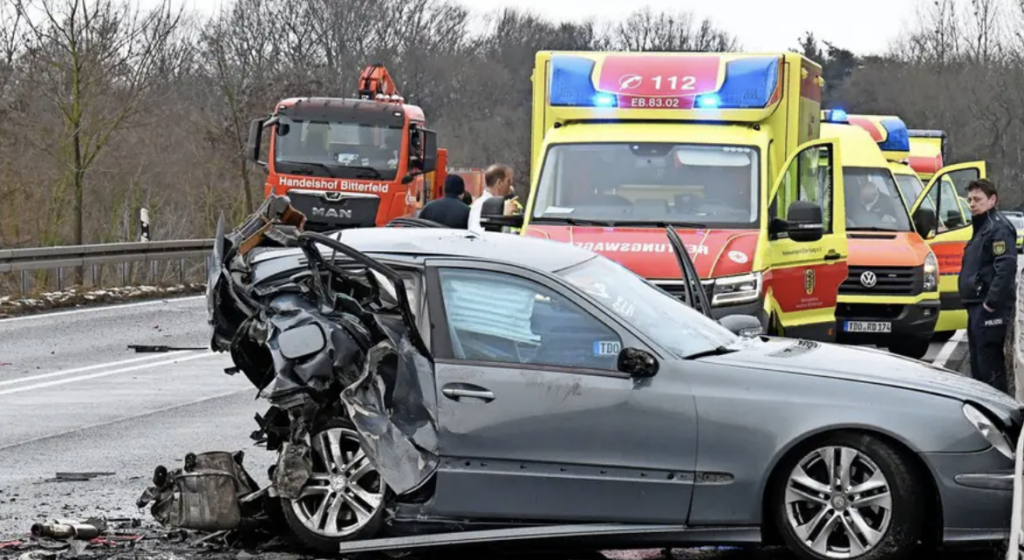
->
[[710, 272, 762, 306], [923, 251, 938, 292]]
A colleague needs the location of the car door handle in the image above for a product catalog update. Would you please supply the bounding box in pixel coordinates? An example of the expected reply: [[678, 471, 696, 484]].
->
[[441, 384, 495, 402], [824, 251, 842, 261]]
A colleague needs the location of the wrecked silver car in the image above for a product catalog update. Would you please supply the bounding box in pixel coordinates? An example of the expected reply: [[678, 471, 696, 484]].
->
[[193, 196, 1021, 560]]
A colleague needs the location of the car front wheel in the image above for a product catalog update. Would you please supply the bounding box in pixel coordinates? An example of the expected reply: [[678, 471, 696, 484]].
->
[[771, 432, 924, 560], [280, 419, 389, 553]]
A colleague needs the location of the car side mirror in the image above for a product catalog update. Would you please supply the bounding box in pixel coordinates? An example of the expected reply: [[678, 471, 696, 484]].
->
[[478, 197, 524, 232], [785, 200, 824, 243], [912, 207, 937, 239], [617, 347, 659, 378], [717, 314, 763, 337]]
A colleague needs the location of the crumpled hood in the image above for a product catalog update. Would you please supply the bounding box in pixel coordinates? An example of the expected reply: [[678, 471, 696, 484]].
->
[[524, 225, 759, 279], [707, 337, 1020, 415]]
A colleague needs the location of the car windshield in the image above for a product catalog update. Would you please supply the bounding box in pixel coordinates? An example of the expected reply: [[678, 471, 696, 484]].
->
[[893, 173, 924, 206], [556, 256, 738, 358], [531, 142, 760, 228], [844, 167, 913, 232], [274, 116, 404, 181]]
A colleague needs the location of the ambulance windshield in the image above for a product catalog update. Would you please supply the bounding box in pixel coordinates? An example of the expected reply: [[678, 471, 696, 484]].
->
[[843, 168, 913, 232], [531, 143, 760, 228]]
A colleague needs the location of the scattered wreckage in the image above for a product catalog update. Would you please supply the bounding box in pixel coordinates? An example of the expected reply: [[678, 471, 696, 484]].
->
[[136, 195, 1024, 560]]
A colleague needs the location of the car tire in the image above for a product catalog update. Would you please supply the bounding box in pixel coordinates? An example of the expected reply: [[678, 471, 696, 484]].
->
[[280, 418, 390, 554], [770, 432, 924, 560], [888, 337, 931, 360], [931, 330, 954, 343]]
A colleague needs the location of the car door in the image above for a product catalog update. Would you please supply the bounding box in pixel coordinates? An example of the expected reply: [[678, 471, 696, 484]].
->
[[422, 259, 699, 524], [909, 161, 986, 333], [766, 139, 846, 341]]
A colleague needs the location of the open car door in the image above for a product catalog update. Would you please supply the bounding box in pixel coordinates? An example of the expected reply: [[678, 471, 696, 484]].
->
[[909, 160, 987, 335], [666, 225, 712, 316]]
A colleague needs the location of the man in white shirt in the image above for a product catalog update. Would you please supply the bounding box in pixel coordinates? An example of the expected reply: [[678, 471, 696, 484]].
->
[[469, 163, 516, 232]]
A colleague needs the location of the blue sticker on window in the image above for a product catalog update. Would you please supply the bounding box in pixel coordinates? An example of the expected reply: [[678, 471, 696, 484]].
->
[[593, 340, 621, 356]]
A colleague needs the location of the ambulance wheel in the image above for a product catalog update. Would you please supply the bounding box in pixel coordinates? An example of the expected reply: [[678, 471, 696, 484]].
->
[[931, 331, 954, 343], [281, 419, 389, 553], [888, 337, 931, 360]]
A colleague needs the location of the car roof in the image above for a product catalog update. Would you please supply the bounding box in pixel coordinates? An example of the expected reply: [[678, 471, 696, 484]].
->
[[328, 227, 598, 272]]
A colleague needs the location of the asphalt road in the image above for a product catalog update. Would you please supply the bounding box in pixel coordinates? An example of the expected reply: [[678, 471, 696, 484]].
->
[[0, 295, 990, 559]]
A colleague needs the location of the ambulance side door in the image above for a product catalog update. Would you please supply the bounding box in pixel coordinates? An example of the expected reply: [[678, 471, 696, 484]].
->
[[766, 139, 848, 342], [910, 161, 986, 331]]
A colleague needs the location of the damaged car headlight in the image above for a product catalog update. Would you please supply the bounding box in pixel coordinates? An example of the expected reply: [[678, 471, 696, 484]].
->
[[922, 251, 939, 292], [963, 402, 1016, 460], [709, 272, 762, 306]]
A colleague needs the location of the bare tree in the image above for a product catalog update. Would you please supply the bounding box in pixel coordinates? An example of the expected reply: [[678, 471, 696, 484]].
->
[[14, 0, 183, 251]]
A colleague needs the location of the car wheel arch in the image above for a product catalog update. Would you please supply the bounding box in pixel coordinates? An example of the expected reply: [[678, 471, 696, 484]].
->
[[757, 425, 944, 549]]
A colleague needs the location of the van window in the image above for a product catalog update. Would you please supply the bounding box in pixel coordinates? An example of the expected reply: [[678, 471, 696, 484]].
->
[[844, 168, 913, 232], [531, 143, 760, 229]]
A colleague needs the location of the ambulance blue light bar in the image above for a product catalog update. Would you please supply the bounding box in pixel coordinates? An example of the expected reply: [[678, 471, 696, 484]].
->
[[548, 54, 781, 110], [877, 117, 910, 152], [823, 109, 848, 123]]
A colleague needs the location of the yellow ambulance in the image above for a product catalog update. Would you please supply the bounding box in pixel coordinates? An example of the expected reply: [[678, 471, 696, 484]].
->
[[508, 51, 849, 341]]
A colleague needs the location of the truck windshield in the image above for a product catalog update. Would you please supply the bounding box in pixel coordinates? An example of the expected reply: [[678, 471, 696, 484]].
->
[[274, 117, 404, 181], [893, 173, 924, 206], [843, 168, 913, 232], [531, 142, 760, 228], [556, 256, 738, 359]]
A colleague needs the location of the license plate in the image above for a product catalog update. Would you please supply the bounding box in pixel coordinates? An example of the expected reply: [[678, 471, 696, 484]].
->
[[844, 321, 892, 333]]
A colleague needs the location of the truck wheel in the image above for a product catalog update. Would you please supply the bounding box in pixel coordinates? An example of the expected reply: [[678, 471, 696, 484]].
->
[[888, 337, 931, 360], [280, 419, 389, 553], [770, 432, 924, 560]]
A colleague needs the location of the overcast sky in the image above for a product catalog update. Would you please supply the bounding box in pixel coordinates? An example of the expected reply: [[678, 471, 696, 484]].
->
[[172, 0, 922, 56]]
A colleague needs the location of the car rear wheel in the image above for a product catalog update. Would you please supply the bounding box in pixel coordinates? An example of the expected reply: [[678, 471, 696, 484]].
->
[[771, 432, 924, 560], [280, 419, 389, 553]]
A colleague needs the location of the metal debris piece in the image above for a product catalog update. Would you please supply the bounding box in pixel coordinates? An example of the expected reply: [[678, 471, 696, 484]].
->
[[128, 344, 206, 353], [46, 472, 115, 482], [31, 521, 102, 540]]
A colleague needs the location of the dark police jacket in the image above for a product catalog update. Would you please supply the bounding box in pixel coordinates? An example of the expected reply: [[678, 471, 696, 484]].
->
[[958, 209, 1018, 313], [418, 195, 470, 229]]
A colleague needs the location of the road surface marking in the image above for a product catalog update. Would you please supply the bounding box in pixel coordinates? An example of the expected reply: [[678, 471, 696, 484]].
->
[[0, 351, 213, 397], [0, 352, 193, 387], [0, 295, 204, 324], [0, 387, 249, 452], [934, 329, 966, 369]]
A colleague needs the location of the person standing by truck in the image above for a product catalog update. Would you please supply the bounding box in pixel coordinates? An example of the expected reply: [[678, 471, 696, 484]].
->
[[960, 178, 1018, 393], [418, 175, 471, 228], [469, 164, 516, 232]]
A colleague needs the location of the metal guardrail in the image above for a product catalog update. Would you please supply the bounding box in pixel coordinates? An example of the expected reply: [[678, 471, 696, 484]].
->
[[0, 239, 215, 273], [0, 239, 216, 293]]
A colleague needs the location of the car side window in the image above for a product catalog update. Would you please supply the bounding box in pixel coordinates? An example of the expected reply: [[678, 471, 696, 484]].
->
[[436, 268, 622, 371]]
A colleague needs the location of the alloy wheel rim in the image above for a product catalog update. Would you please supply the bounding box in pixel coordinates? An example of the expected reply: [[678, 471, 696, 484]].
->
[[784, 445, 893, 558], [290, 426, 385, 538]]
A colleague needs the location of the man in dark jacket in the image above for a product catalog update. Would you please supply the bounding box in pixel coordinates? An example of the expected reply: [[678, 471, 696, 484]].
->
[[419, 174, 470, 229], [960, 178, 1019, 393]]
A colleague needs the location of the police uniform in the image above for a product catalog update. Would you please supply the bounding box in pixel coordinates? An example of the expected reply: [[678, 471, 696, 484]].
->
[[959, 208, 1019, 393]]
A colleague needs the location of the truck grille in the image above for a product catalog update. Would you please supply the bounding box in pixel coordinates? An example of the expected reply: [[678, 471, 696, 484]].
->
[[840, 266, 920, 296], [654, 280, 714, 303]]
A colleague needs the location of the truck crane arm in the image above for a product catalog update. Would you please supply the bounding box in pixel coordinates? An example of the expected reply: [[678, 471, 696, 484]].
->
[[358, 63, 404, 103]]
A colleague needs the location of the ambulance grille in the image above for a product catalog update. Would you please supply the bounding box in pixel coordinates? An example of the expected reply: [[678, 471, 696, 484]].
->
[[840, 266, 921, 296]]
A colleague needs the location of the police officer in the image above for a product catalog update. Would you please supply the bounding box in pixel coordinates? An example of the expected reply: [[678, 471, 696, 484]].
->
[[418, 174, 471, 229], [960, 178, 1018, 393]]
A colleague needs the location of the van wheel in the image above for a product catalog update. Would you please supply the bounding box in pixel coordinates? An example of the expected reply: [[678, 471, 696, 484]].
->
[[770, 432, 924, 560], [888, 337, 931, 360], [280, 419, 389, 553]]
